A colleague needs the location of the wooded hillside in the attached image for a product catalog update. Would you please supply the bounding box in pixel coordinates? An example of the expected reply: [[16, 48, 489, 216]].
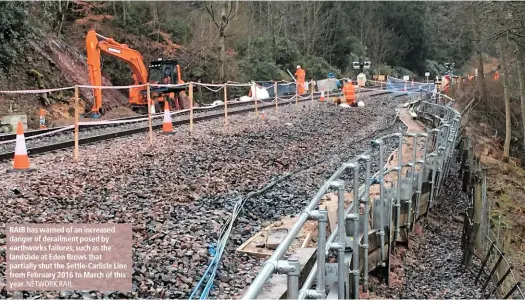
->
[[0, 1, 474, 85]]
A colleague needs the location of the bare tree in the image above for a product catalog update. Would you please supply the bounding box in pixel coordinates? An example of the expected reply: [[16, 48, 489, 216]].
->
[[367, 25, 395, 64], [499, 38, 512, 162], [204, 1, 238, 81], [55, 0, 70, 35], [267, 2, 290, 64], [513, 44, 525, 152]]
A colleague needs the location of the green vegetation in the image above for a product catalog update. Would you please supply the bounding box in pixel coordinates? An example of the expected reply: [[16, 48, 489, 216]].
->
[[0, 2, 30, 71]]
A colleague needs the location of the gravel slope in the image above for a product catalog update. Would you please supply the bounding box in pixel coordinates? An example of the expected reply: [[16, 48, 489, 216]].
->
[[0, 94, 413, 299]]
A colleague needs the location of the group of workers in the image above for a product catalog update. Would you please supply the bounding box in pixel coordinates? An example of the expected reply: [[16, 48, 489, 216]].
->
[[295, 65, 357, 107]]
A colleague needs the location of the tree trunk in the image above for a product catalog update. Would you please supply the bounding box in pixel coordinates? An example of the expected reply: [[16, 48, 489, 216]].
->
[[219, 2, 227, 81], [271, 11, 276, 64], [473, 19, 487, 106], [267, 1, 270, 35], [122, 2, 127, 22], [477, 49, 487, 105], [500, 40, 511, 162], [515, 44, 525, 152], [56, 0, 67, 36]]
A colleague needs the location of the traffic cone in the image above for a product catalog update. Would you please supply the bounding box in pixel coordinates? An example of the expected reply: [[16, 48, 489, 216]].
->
[[9, 122, 32, 172], [162, 101, 174, 134], [320, 91, 325, 102]]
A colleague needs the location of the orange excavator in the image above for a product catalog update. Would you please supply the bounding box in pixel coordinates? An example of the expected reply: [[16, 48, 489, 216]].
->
[[85, 30, 187, 118]]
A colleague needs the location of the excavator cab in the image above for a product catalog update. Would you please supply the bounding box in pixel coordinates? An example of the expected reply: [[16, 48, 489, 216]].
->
[[148, 59, 180, 85], [133, 59, 187, 114]]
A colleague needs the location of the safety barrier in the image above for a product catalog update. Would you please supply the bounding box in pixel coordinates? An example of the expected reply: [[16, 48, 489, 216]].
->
[[459, 137, 524, 299], [0, 76, 423, 163], [0, 79, 321, 160], [0, 75, 384, 144], [241, 83, 461, 299], [386, 76, 435, 93]]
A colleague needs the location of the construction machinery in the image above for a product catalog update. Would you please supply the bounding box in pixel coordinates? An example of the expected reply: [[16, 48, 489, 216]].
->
[[85, 30, 187, 118]]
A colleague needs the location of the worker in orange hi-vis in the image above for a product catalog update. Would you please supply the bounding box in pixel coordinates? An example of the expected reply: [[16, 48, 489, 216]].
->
[[295, 65, 306, 95], [493, 70, 499, 81], [342, 79, 357, 107]]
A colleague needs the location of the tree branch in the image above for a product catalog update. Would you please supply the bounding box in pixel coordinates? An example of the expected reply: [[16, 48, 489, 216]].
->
[[226, 1, 236, 22], [204, 3, 220, 30]]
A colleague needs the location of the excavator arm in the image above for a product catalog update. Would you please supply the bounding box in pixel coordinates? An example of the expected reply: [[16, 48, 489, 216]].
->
[[85, 30, 149, 117]]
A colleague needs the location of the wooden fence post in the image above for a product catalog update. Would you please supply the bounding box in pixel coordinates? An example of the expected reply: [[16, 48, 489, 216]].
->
[[253, 82, 259, 117], [147, 83, 153, 146], [189, 82, 194, 133], [74, 86, 79, 162], [274, 82, 278, 112], [474, 170, 483, 250], [310, 79, 314, 101], [223, 84, 228, 129], [498, 229, 512, 282]]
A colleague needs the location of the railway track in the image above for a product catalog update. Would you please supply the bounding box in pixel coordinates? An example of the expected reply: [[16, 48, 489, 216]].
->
[[0, 87, 388, 144], [0, 89, 419, 299], [0, 86, 387, 142], [0, 88, 395, 161], [0, 97, 277, 143], [0, 94, 313, 160]]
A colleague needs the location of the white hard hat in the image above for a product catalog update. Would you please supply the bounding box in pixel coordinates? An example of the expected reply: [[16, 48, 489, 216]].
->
[[297, 65, 301, 69]]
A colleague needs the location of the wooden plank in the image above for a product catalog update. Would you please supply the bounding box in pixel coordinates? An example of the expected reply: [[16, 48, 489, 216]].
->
[[320, 194, 343, 234], [237, 216, 319, 258], [236, 230, 272, 259], [301, 233, 312, 248]]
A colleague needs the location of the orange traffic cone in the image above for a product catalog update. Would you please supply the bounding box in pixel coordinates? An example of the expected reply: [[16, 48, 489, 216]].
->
[[162, 101, 174, 134], [320, 91, 325, 102], [9, 122, 32, 172]]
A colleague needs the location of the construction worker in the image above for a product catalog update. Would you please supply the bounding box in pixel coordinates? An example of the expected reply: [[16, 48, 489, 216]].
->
[[342, 79, 357, 107], [163, 70, 171, 84], [493, 70, 499, 81], [442, 74, 451, 94], [295, 65, 306, 95]]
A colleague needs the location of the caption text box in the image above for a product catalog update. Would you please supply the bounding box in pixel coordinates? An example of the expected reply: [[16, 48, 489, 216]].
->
[[6, 223, 132, 291]]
